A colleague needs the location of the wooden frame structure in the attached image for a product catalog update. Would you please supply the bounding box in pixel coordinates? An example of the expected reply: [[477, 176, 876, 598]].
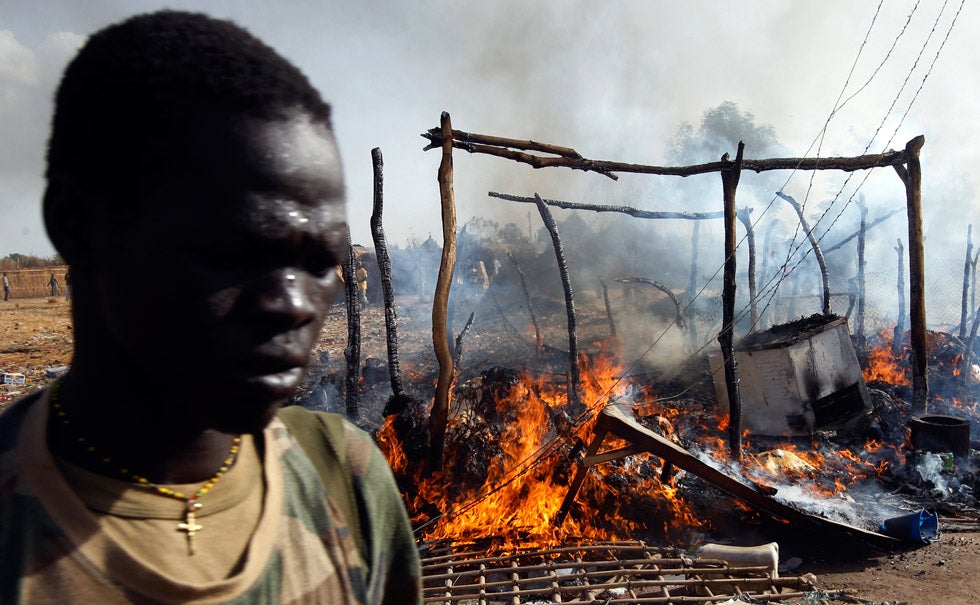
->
[[422, 115, 926, 465]]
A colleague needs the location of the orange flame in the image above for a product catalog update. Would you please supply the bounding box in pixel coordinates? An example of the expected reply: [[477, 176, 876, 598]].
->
[[377, 337, 909, 550], [378, 341, 704, 549], [862, 330, 910, 386]]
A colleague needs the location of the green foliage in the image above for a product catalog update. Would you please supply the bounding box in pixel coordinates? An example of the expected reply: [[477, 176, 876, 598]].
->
[[668, 101, 784, 164], [0, 253, 64, 270]]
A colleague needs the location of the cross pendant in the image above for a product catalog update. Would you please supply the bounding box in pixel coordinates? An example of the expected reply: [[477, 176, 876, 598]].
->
[[176, 501, 204, 556]]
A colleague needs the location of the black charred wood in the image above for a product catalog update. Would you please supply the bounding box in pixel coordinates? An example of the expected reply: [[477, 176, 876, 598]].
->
[[534, 193, 582, 412], [370, 147, 407, 400], [343, 228, 361, 418]]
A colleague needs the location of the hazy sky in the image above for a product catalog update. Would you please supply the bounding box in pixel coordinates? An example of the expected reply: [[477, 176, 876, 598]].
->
[[0, 1, 975, 265]]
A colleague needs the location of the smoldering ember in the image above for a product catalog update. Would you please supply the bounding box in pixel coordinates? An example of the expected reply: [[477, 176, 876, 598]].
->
[[4, 120, 980, 604]]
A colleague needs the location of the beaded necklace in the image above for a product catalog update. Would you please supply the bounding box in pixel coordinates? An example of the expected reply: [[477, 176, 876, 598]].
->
[[49, 381, 242, 556]]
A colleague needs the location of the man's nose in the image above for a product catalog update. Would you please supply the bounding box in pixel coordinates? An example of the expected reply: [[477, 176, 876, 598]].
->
[[251, 269, 318, 328]]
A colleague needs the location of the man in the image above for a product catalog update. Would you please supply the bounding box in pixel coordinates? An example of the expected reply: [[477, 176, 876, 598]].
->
[[0, 11, 421, 604], [356, 262, 370, 305], [48, 272, 60, 297], [2, 272, 9, 301]]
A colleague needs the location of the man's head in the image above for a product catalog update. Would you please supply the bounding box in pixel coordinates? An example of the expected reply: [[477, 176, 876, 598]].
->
[[45, 11, 347, 434]]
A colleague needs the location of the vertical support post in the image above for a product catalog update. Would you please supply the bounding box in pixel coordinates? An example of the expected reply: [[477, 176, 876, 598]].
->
[[736, 208, 758, 329], [688, 221, 701, 349], [370, 147, 406, 401], [760, 220, 777, 330], [343, 227, 361, 418], [775, 191, 832, 316], [960, 225, 973, 339], [535, 193, 581, 410], [893, 239, 906, 358], [430, 112, 457, 469], [856, 196, 868, 349], [719, 142, 744, 461], [895, 135, 927, 413]]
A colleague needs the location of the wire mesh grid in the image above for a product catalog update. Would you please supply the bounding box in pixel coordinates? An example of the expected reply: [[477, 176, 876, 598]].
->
[[421, 540, 819, 604]]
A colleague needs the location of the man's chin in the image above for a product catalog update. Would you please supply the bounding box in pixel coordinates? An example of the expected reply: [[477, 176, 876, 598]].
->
[[196, 367, 306, 433]]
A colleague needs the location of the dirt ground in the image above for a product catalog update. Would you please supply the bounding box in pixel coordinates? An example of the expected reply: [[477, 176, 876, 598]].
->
[[2, 296, 980, 605]]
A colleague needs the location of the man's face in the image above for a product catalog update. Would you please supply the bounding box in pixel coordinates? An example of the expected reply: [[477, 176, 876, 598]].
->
[[93, 109, 346, 433]]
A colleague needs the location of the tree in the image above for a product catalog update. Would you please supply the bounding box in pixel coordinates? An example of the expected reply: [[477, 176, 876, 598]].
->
[[668, 101, 784, 165]]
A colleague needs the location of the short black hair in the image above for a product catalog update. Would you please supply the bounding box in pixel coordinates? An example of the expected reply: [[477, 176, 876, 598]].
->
[[46, 10, 332, 194]]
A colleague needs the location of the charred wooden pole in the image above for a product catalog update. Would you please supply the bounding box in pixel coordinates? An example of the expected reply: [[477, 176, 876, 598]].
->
[[688, 221, 701, 346], [760, 220, 778, 329], [972, 250, 979, 324], [961, 305, 980, 386], [369, 147, 406, 401], [893, 239, 906, 358], [427, 126, 910, 179], [599, 276, 617, 337], [719, 143, 744, 461], [507, 251, 543, 353], [960, 225, 973, 340], [894, 135, 927, 413], [823, 208, 904, 254], [431, 112, 457, 469], [617, 277, 684, 329], [489, 191, 724, 221], [342, 227, 361, 418], [775, 191, 832, 316], [454, 312, 476, 368], [535, 193, 581, 410], [736, 208, 758, 329], [856, 197, 868, 349]]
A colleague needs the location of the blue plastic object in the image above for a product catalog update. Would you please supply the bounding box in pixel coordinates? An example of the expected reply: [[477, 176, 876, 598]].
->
[[880, 509, 939, 544]]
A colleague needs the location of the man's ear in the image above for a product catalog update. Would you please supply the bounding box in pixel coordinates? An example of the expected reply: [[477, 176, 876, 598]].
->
[[43, 176, 99, 269]]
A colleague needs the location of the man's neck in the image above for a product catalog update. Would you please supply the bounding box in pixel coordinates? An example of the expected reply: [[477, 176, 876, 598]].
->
[[48, 366, 241, 485]]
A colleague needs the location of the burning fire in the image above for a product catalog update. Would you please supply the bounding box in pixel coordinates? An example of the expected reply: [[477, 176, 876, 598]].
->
[[378, 341, 704, 548], [378, 337, 910, 550], [862, 330, 911, 386]]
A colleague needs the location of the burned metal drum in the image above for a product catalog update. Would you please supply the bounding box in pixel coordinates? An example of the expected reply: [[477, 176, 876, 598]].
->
[[910, 414, 971, 457]]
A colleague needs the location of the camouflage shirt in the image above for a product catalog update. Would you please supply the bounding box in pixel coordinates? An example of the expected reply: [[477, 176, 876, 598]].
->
[[0, 390, 422, 604]]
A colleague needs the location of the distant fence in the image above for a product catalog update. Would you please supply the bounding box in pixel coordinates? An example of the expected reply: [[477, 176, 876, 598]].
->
[[2, 266, 69, 300]]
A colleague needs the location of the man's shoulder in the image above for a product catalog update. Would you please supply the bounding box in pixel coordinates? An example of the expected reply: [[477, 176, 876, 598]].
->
[[275, 406, 379, 478], [0, 392, 41, 450]]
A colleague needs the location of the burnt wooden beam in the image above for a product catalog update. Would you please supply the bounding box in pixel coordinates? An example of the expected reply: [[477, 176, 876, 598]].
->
[[719, 143, 744, 461], [895, 135, 927, 413], [490, 191, 725, 220], [430, 112, 457, 470], [972, 249, 979, 323], [617, 277, 684, 328], [775, 191, 832, 316], [424, 126, 910, 178], [555, 404, 898, 546], [599, 276, 617, 337], [453, 312, 476, 368], [736, 208, 758, 328], [422, 128, 585, 158], [342, 227, 361, 418], [856, 197, 868, 349], [962, 305, 980, 386], [893, 239, 906, 358], [823, 208, 903, 254], [507, 251, 542, 353], [535, 193, 581, 410], [961, 225, 973, 340], [688, 221, 703, 345], [369, 147, 406, 401]]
